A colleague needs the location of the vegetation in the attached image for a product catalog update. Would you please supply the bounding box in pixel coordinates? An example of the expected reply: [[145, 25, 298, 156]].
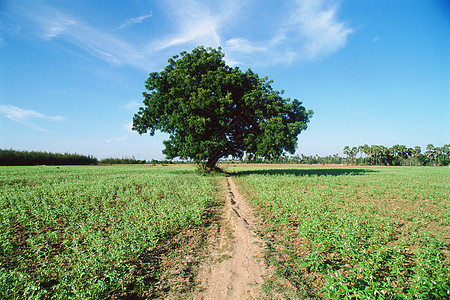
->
[[99, 157, 147, 164], [231, 166, 449, 299], [0, 149, 97, 166], [1, 161, 448, 298], [132, 46, 312, 170], [219, 143, 449, 166], [0, 165, 218, 299], [343, 144, 450, 166]]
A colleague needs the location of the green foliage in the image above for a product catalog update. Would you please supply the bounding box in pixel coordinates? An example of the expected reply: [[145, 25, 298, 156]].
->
[[99, 157, 147, 164], [0, 149, 97, 165], [232, 166, 450, 299], [343, 144, 450, 166], [0, 165, 217, 298], [133, 46, 312, 169]]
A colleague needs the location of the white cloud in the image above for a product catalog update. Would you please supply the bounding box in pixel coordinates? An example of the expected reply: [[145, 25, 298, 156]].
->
[[225, 38, 266, 54], [0, 104, 65, 131], [40, 11, 78, 40], [10, 2, 154, 69], [290, 0, 353, 59], [223, 0, 353, 66], [105, 136, 127, 144], [117, 12, 153, 30], [8, 0, 352, 70], [147, 0, 223, 52]]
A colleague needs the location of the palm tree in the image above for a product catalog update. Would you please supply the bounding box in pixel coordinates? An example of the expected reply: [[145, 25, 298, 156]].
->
[[425, 144, 435, 165], [435, 147, 442, 166], [362, 144, 369, 165], [370, 145, 379, 166], [351, 147, 358, 165], [398, 144, 407, 165], [443, 144, 450, 165], [343, 146, 351, 165], [358, 146, 364, 165], [412, 146, 422, 166]]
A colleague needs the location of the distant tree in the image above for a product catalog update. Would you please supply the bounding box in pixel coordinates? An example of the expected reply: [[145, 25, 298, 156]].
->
[[443, 144, 450, 163], [357, 146, 364, 165], [0, 149, 97, 165], [351, 147, 358, 164], [411, 146, 421, 165], [370, 145, 379, 166], [425, 144, 436, 166], [406, 147, 414, 166], [435, 147, 442, 166], [360, 144, 369, 165], [343, 146, 351, 164], [133, 47, 312, 170], [390, 144, 408, 165], [379, 145, 390, 165]]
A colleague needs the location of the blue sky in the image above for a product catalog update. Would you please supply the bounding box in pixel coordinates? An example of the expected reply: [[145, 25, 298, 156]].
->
[[1, 0, 449, 160]]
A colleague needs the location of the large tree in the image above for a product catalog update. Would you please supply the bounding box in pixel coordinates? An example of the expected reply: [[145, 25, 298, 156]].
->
[[133, 47, 312, 170]]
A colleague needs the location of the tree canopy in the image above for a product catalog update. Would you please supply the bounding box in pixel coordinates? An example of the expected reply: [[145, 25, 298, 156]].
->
[[133, 46, 312, 170]]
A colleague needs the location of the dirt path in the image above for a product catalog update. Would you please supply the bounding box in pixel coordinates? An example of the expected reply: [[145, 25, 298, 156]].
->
[[197, 176, 269, 299]]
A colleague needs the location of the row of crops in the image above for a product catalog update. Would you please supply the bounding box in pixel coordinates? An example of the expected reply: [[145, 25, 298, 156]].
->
[[1, 165, 449, 299], [232, 166, 449, 299], [0, 166, 218, 299]]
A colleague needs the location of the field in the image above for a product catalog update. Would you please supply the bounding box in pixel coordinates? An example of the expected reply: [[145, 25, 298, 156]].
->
[[1, 165, 449, 299], [230, 166, 449, 299], [0, 165, 219, 299]]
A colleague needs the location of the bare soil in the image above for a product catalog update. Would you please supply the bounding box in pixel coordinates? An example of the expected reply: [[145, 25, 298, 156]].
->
[[196, 177, 270, 299]]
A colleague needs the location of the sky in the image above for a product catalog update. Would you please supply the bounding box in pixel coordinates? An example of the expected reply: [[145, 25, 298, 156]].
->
[[1, 0, 449, 160]]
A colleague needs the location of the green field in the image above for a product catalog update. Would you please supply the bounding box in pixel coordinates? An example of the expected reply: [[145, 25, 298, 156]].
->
[[231, 166, 450, 299], [0, 165, 218, 299], [1, 165, 449, 299]]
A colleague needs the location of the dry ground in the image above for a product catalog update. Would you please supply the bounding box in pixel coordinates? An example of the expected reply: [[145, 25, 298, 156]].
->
[[195, 176, 271, 299]]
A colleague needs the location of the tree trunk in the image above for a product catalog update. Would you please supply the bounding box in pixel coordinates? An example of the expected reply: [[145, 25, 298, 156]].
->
[[205, 153, 221, 171]]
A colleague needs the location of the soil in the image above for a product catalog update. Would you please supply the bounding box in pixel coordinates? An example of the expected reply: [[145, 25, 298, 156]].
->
[[196, 176, 270, 299]]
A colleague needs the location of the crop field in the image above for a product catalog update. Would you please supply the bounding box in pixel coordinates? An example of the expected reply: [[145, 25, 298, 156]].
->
[[231, 166, 449, 299], [1, 165, 449, 299], [0, 165, 218, 299]]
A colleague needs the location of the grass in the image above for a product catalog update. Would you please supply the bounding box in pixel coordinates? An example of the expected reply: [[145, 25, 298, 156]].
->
[[229, 166, 449, 299], [2, 165, 448, 299], [0, 165, 219, 299]]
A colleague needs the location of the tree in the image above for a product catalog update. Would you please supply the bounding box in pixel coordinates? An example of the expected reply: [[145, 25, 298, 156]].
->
[[343, 146, 351, 164], [443, 144, 450, 164], [361, 144, 369, 165], [425, 144, 435, 165], [411, 146, 421, 165], [133, 47, 312, 170]]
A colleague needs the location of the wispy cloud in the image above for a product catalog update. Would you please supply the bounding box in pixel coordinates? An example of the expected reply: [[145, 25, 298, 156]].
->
[[0, 104, 65, 131], [147, 0, 223, 51], [289, 0, 353, 59], [39, 10, 78, 40], [105, 136, 127, 144], [117, 12, 153, 30], [224, 0, 353, 66], [9, 2, 154, 70], [7, 0, 352, 70]]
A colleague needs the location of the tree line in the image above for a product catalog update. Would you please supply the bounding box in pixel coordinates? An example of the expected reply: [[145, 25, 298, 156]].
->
[[0, 149, 98, 166], [228, 144, 449, 166], [342, 144, 449, 166]]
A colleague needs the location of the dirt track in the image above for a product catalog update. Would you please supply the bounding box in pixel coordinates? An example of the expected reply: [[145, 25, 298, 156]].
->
[[197, 177, 269, 299]]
